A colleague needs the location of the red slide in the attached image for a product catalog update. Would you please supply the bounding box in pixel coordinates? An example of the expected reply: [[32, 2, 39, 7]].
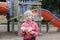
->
[[32, 9, 60, 30]]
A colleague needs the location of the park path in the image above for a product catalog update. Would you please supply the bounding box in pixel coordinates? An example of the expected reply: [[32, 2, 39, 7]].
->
[[0, 24, 60, 40]]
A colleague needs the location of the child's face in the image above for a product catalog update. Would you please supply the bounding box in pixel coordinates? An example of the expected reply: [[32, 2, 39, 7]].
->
[[25, 13, 33, 21]]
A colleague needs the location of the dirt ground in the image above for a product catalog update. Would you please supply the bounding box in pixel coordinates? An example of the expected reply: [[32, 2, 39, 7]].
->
[[0, 24, 60, 40]]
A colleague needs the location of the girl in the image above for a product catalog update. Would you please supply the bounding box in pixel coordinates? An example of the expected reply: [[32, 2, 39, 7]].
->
[[20, 10, 40, 40]]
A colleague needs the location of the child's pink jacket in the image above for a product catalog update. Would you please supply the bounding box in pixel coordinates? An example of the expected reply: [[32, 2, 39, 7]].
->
[[20, 21, 39, 39]]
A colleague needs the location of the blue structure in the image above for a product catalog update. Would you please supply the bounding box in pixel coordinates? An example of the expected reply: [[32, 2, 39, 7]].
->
[[22, 0, 38, 2], [20, 0, 38, 14], [20, 5, 30, 14], [7, 0, 11, 17]]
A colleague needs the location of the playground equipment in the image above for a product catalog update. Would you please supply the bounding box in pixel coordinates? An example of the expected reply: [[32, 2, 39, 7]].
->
[[0, 0, 19, 32], [0, 0, 42, 33], [0, 0, 60, 31]]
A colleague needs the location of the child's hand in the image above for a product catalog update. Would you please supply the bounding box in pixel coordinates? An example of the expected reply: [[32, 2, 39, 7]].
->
[[25, 27, 32, 33], [21, 27, 26, 32], [30, 31, 35, 35]]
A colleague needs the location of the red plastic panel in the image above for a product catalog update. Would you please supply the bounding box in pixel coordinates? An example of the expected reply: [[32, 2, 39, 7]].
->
[[0, 2, 8, 14], [50, 19, 60, 30], [41, 10, 54, 21]]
